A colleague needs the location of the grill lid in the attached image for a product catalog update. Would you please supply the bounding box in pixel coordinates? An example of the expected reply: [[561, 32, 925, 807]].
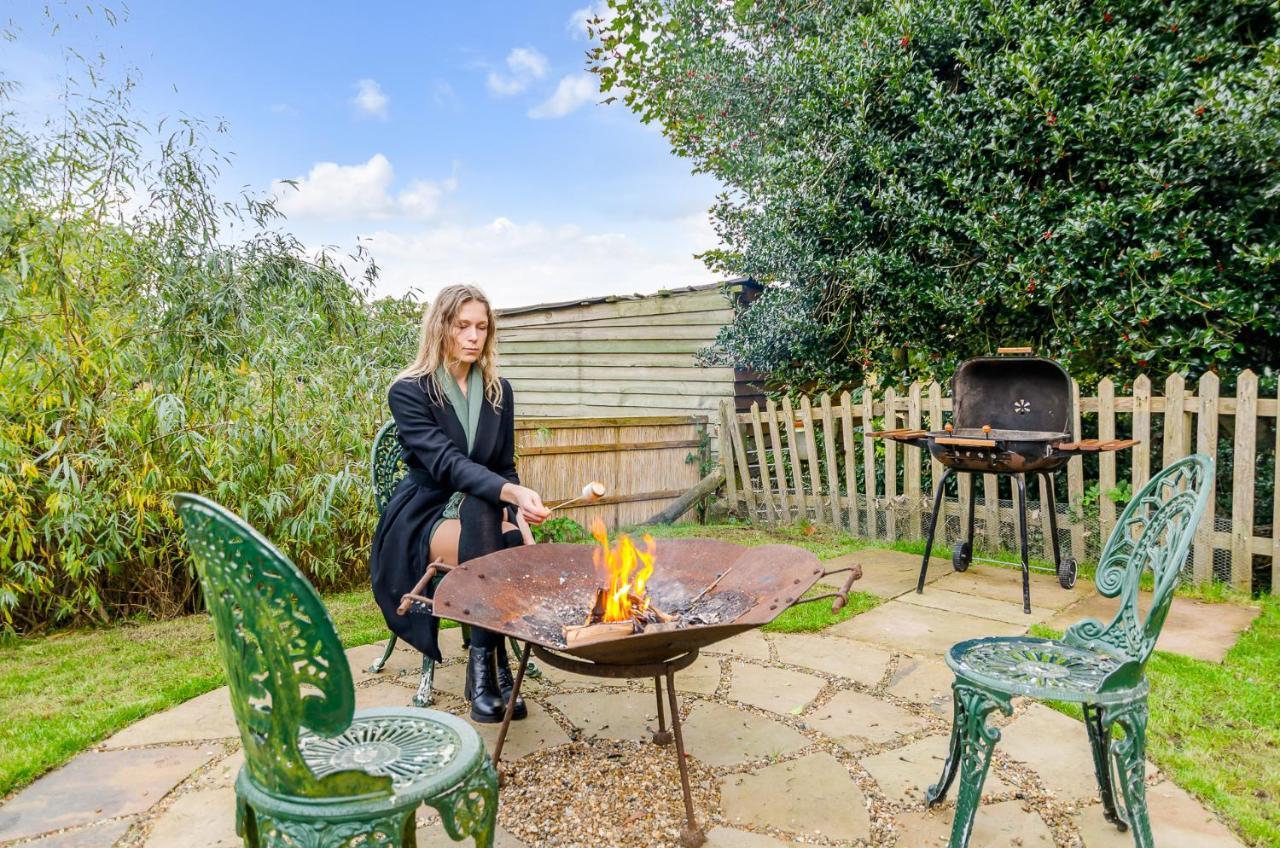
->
[[951, 355, 1072, 435]]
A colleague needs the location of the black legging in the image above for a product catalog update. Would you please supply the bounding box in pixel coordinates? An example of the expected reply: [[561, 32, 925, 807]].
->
[[456, 495, 524, 649]]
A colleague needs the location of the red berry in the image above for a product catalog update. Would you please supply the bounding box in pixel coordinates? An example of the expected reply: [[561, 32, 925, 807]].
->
[[1042, 230, 1053, 241], [900, 35, 910, 47], [1195, 106, 1206, 116], [1103, 12, 1113, 22], [1046, 111, 1057, 126]]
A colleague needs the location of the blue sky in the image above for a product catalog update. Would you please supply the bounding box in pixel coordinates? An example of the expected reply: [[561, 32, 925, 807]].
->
[[2, 2, 722, 307]]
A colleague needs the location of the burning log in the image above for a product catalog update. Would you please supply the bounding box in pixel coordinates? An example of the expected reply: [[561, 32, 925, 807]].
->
[[564, 621, 636, 648]]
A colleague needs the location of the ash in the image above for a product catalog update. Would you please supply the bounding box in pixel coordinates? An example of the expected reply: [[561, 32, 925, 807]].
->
[[521, 588, 755, 647]]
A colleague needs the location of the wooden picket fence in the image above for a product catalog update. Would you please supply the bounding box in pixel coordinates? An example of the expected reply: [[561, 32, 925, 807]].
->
[[717, 370, 1278, 593]]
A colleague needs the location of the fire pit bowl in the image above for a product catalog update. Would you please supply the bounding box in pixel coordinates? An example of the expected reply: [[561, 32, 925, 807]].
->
[[432, 539, 832, 665]]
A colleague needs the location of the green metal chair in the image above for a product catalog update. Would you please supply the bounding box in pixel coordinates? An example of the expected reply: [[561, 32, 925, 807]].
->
[[173, 493, 498, 848], [368, 420, 537, 707], [925, 454, 1214, 848]]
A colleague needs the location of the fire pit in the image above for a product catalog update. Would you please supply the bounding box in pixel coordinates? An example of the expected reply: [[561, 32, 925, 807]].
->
[[426, 534, 861, 848], [874, 348, 1137, 612]]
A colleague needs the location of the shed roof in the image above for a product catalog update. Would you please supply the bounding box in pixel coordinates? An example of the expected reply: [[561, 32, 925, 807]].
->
[[496, 277, 759, 317]]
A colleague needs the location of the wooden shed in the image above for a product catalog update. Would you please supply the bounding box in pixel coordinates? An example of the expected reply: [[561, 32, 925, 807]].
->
[[495, 279, 765, 419]]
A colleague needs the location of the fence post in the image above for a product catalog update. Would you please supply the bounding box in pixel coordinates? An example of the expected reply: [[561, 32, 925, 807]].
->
[[883, 386, 898, 540], [1098, 378, 1118, 545], [820, 393, 842, 528], [749, 402, 776, 523], [727, 403, 757, 521], [927, 382, 945, 528], [1163, 373, 1188, 469], [1231, 370, 1257, 591], [1193, 372, 1219, 584], [765, 399, 792, 521], [862, 381, 878, 536], [841, 391, 860, 535], [1067, 378, 1086, 560], [1132, 374, 1152, 493], [718, 399, 739, 512], [800, 395, 822, 524], [781, 395, 804, 521], [905, 382, 923, 539]]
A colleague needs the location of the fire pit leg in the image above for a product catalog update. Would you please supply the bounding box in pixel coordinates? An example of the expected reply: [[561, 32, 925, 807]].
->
[[491, 640, 531, 783], [916, 468, 955, 594], [653, 676, 673, 745], [1014, 474, 1031, 614], [664, 667, 705, 848]]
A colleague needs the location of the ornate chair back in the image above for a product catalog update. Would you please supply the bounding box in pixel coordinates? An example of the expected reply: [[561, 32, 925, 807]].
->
[[174, 493, 387, 799], [1064, 454, 1214, 674], [371, 420, 407, 515]]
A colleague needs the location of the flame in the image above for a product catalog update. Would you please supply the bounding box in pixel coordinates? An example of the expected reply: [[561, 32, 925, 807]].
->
[[590, 518, 656, 622]]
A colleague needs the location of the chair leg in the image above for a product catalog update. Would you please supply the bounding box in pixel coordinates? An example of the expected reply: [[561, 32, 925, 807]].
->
[[926, 680, 1012, 848], [1083, 703, 1126, 829], [433, 756, 500, 848], [412, 655, 436, 707], [252, 809, 411, 847], [1107, 698, 1154, 848], [370, 634, 398, 674]]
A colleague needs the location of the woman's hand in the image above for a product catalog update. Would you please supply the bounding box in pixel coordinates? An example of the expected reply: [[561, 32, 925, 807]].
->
[[501, 483, 550, 525]]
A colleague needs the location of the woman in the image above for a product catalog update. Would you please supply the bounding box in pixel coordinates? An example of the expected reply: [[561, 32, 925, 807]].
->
[[370, 284, 550, 723]]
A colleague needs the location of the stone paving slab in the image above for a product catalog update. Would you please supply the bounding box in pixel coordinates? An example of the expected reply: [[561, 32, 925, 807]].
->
[[681, 702, 810, 767], [673, 652, 724, 695], [704, 630, 771, 661], [896, 799, 1054, 846], [819, 549, 949, 598], [727, 663, 825, 715], [18, 818, 135, 848], [1074, 780, 1248, 847], [704, 826, 801, 847], [829, 600, 1025, 656], [896, 586, 1056, 626], [720, 752, 870, 842], [771, 633, 891, 687], [0, 746, 215, 843], [805, 689, 929, 753], [1001, 704, 1155, 801], [860, 734, 1013, 804], [102, 688, 239, 749], [886, 656, 957, 717], [468, 700, 571, 762], [416, 808, 527, 847], [548, 691, 662, 742], [143, 785, 239, 847], [1047, 594, 1260, 663], [932, 564, 1088, 612]]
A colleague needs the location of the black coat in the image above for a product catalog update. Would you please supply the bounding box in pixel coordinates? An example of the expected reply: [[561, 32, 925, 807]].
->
[[370, 374, 519, 661]]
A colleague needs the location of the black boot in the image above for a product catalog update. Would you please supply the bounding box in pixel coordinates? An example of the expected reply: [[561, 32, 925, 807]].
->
[[495, 640, 528, 720], [464, 646, 506, 724]]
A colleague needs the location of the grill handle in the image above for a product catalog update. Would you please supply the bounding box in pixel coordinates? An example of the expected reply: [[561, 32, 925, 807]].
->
[[397, 559, 453, 616], [792, 564, 864, 614], [997, 346, 1033, 354]]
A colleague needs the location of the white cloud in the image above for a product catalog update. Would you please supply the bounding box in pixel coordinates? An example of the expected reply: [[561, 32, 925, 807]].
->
[[486, 47, 548, 96], [351, 78, 389, 119], [567, 2, 616, 39], [271, 154, 454, 221], [529, 74, 597, 119], [356, 213, 720, 307], [432, 80, 459, 109]]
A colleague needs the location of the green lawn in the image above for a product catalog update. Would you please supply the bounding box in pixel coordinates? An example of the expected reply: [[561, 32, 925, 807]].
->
[[2, 520, 1275, 847]]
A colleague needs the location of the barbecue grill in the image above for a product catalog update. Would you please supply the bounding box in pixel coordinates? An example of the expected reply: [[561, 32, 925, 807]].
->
[[875, 349, 1137, 613], [417, 539, 861, 848]]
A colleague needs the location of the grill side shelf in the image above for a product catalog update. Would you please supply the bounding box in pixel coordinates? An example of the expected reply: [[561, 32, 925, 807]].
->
[[1056, 438, 1139, 453]]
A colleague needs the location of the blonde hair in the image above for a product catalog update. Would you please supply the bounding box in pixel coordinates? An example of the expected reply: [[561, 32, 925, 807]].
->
[[396, 284, 503, 408]]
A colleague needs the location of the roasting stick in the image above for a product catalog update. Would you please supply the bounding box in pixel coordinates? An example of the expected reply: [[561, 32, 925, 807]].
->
[[547, 480, 607, 514]]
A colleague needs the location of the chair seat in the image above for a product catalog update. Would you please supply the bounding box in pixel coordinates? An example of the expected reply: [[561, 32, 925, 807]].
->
[[946, 636, 1145, 704], [298, 707, 485, 800]]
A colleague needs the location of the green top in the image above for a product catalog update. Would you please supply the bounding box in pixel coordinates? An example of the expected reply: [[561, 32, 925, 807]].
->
[[431, 363, 485, 543]]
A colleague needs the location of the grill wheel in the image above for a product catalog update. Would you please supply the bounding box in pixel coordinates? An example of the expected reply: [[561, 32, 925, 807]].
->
[[952, 541, 972, 572]]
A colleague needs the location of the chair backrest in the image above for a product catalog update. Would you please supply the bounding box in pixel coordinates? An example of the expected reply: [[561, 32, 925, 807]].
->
[[371, 419, 407, 514], [1064, 454, 1214, 668], [174, 493, 388, 798]]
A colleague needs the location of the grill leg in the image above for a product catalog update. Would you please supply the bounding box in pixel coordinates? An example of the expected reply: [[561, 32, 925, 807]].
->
[[1043, 472, 1063, 569], [665, 667, 705, 848], [916, 468, 954, 594], [491, 640, 531, 779], [965, 474, 978, 548], [653, 676, 673, 745], [1015, 474, 1031, 614]]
